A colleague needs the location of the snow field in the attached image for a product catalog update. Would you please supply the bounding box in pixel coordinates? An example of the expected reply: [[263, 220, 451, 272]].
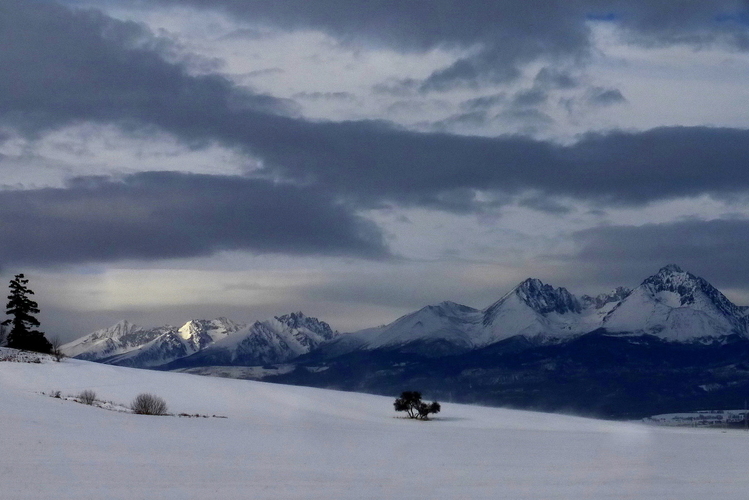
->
[[2, 356, 749, 499]]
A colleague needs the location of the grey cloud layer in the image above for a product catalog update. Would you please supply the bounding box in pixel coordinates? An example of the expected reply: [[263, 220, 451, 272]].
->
[[241, 123, 749, 209], [570, 218, 749, 290], [4, 1, 749, 211], [5, 1, 749, 269], [0, 172, 388, 265], [141, 0, 749, 89], [0, 0, 293, 135]]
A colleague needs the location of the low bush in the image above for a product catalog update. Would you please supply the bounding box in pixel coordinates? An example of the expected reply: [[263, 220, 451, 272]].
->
[[78, 390, 96, 405], [131, 393, 168, 415]]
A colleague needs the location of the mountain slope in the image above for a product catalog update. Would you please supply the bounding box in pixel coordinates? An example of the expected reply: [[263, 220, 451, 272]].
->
[[60, 320, 173, 361], [62, 318, 244, 368], [481, 278, 587, 342], [164, 312, 339, 368], [63, 265, 749, 373], [602, 265, 748, 340], [324, 265, 747, 359], [316, 301, 484, 357]]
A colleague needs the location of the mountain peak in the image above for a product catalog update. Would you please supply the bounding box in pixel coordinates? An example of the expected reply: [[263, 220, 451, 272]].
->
[[426, 301, 477, 316], [658, 264, 685, 274], [104, 320, 142, 337], [512, 278, 581, 315], [274, 312, 338, 340], [603, 266, 747, 339]]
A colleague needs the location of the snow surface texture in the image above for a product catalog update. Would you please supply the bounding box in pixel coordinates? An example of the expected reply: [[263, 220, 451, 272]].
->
[[2, 350, 749, 499]]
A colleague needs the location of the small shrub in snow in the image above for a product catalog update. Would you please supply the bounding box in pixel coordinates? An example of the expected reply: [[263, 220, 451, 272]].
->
[[50, 390, 61, 399], [79, 390, 96, 405], [131, 393, 168, 415], [50, 337, 65, 362], [394, 391, 441, 420]]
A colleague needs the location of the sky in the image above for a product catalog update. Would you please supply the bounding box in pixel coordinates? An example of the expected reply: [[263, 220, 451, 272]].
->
[[2, 0, 749, 341]]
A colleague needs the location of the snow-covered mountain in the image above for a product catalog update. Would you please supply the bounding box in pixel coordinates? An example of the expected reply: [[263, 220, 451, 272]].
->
[[601, 265, 747, 340], [320, 301, 484, 356], [64, 265, 749, 370], [100, 318, 245, 368], [167, 312, 339, 368], [62, 317, 244, 368], [64, 313, 338, 369], [322, 265, 748, 357], [481, 278, 588, 341], [60, 320, 175, 361], [325, 280, 624, 356]]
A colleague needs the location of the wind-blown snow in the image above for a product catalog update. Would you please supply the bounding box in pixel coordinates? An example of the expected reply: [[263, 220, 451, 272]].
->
[[2, 351, 749, 499]]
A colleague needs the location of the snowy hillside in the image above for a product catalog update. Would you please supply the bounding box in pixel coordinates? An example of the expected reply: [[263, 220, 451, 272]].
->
[[2, 350, 749, 499]]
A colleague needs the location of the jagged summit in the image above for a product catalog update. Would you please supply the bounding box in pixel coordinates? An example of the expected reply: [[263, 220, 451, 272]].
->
[[171, 312, 340, 367], [64, 265, 749, 371], [101, 320, 142, 336], [274, 312, 337, 340], [513, 278, 581, 315], [603, 265, 747, 340], [658, 264, 684, 274], [581, 287, 632, 309], [60, 320, 166, 360], [484, 278, 581, 324], [64, 312, 339, 369]]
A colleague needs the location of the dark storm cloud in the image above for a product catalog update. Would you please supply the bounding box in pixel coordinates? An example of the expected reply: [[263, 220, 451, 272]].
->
[[0, 0, 295, 136], [139, 0, 748, 89], [600, 1, 749, 48], [586, 87, 627, 106], [533, 68, 579, 90], [511, 89, 549, 108], [246, 124, 749, 210], [569, 218, 749, 291], [0, 172, 389, 266], [459, 94, 506, 112], [5, 2, 749, 213]]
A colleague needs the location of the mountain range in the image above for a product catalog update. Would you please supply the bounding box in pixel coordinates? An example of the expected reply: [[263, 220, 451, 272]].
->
[[61, 265, 749, 418], [62, 313, 338, 369]]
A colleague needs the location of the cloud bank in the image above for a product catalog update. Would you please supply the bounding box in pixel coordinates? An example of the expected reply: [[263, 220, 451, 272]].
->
[[0, 172, 388, 265]]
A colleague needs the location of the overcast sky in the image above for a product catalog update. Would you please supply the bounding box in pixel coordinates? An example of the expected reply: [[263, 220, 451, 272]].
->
[[3, 0, 749, 340]]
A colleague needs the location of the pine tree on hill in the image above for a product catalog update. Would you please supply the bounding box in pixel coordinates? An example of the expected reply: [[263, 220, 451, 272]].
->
[[3, 274, 52, 354]]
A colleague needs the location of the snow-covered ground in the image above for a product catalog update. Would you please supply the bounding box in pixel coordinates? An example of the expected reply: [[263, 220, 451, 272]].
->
[[2, 350, 749, 499]]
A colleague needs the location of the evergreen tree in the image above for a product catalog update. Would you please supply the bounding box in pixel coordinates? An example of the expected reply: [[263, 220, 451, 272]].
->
[[3, 274, 52, 354]]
